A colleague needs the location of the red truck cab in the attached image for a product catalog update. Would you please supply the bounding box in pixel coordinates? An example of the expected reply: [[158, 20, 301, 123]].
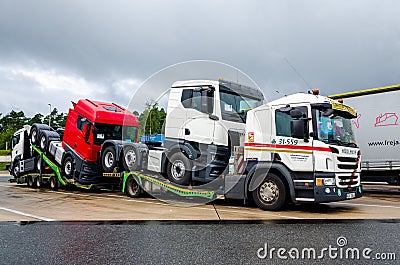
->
[[62, 99, 139, 182]]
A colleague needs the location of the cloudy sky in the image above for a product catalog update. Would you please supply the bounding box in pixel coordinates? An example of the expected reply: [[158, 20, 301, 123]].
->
[[1, 0, 399, 117]]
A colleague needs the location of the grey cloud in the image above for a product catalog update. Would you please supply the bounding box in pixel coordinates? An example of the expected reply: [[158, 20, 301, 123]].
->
[[0, 0, 400, 116]]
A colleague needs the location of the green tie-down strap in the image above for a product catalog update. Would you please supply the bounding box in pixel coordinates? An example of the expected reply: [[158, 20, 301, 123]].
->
[[32, 145, 66, 186], [123, 172, 215, 200]]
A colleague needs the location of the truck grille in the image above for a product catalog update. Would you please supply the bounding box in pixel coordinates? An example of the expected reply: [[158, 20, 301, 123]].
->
[[337, 174, 360, 188], [337, 157, 358, 163], [338, 164, 358, 170]]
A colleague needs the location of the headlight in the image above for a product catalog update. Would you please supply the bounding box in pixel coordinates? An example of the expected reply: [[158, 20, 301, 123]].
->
[[316, 177, 335, 186], [323, 178, 335, 186]]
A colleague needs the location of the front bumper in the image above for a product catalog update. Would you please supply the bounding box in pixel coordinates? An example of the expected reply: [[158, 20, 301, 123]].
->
[[314, 185, 363, 203]]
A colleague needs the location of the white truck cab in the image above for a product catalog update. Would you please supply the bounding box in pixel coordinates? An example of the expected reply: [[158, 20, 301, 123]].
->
[[162, 79, 264, 184], [9, 125, 33, 177], [245, 91, 361, 205]]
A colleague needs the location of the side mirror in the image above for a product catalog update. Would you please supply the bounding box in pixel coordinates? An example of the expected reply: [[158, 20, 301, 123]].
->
[[200, 89, 214, 114], [323, 109, 335, 117], [84, 123, 91, 143], [291, 119, 309, 140], [290, 109, 303, 119]]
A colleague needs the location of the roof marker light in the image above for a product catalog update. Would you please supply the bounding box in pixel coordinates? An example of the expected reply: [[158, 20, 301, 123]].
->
[[312, 89, 320, 95]]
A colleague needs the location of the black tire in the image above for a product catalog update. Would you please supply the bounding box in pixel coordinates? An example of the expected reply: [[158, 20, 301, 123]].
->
[[50, 176, 59, 190], [39, 133, 47, 151], [125, 176, 142, 198], [39, 130, 60, 152], [12, 160, 20, 178], [36, 156, 43, 172], [63, 156, 74, 179], [251, 173, 287, 211], [166, 152, 191, 185], [30, 124, 52, 145], [34, 176, 42, 189], [27, 176, 33, 187], [122, 146, 139, 172], [102, 146, 117, 173], [30, 126, 40, 145]]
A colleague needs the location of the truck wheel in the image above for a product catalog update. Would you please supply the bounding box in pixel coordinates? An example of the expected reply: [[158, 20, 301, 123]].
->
[[27, 176, 33, 187], [102, 146, 117, 173], [39, 130, 60, 153], [251, 173, 286, 211], [39, 134, 47, 151], [36, 156, 43, 172], [125, 176, 142, 198], [63, 156, 74, 179], [122, 146, 138, 172], [30, 126, 39, 145], [34, 176, 42, 189], [50, 177, 59, 190], [30, 124, 53, 145], [12, 160, 20, 178], [167, 152, 191, 185]]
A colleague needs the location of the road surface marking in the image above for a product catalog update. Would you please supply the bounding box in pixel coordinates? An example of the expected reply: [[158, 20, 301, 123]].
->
[[331, 201, 400, 209], [0, 206, 55, 221], [48, 190, 302, 219]]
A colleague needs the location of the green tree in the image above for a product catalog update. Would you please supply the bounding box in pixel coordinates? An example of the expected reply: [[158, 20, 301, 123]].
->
[[28, 113, 44, 124], [43, 108, 67, 128], [137, 102, 166, 136], [0, 110, 28, 149]]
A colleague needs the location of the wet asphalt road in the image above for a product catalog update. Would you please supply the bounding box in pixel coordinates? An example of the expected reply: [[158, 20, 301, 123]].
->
[[1, 171, 399, 264], [0, 220, 399, 265]]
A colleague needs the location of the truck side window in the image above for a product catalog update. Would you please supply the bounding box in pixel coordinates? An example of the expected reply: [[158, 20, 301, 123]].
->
[[275, 107, 307, 137], [77, 116, 84, 131], [181, 89, 208, 113], [181, 89, 192, 108], [12, 134, 20, 148], [76, 116, 84, 132]]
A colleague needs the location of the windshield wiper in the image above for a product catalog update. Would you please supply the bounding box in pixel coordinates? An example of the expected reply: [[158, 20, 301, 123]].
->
[[328, 139, 358, 148]]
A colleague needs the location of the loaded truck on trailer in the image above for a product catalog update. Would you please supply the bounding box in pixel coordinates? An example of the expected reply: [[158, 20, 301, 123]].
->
[[9, 79, 363, 210], [329, 84, 400, 184], [9, 99, 147, 189], [128, 80, 362, 210]]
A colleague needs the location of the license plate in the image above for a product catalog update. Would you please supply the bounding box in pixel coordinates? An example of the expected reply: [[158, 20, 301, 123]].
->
[[346, 192, 356, 199]]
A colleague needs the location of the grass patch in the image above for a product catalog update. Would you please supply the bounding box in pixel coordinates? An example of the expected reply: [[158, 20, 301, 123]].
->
[[0, 150, 11, 156], [0, 162, 10, 171]]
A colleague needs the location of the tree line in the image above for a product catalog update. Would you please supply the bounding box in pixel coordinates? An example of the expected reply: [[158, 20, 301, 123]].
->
[[0, 109, 67, 150], [0, 103, 166, 150]]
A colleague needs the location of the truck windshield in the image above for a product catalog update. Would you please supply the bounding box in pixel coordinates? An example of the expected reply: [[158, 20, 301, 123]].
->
[[315, 109, 357, 147], [219, 90, 263, 123], [93, 123, 138, 145]]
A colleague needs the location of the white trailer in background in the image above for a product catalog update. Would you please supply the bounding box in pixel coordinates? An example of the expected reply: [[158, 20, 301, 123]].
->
[[329, 84, 400, 184]]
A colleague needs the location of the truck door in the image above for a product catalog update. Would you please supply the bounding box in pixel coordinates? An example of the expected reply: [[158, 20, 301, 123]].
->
[[11, 133, 22, 162], [181, 87, 216, 146], [74, 117, 94, 162], [274, 105, 314, 172]]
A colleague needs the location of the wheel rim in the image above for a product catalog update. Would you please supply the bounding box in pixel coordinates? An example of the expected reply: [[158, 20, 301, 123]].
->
[[104, 152, 114, 168], [128, 179, 139, 195], [13, 164, 20, 176], [259, 180, 279, 203], [50, 178, 57, 189], [31, 130, 37, 143], [124, 150, 136, 169], [40, 136, 46, 150], [64, 160, 72, 176], [171, 160, 185, 180], [37, 159, 41, 171]]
